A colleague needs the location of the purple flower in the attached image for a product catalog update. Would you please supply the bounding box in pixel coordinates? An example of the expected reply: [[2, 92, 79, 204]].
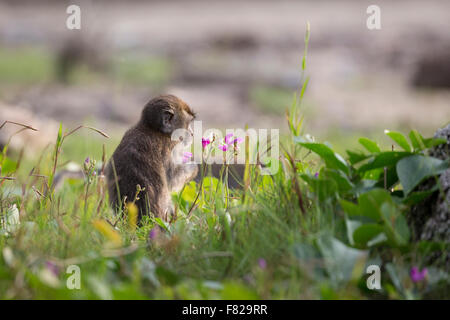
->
[[218, 144, 228, 152], [224, 133, 234, 145], [83, 157, 90, 170], [202, 138, 211, 148], [232, 137, 244, 145], [149, 227, 159, 240], [258, 258, 267, 269], [45, 261, 60, 276], [410, 267, 427, 283], [182, 151, 193, 163], [314, 172, 319, 178]]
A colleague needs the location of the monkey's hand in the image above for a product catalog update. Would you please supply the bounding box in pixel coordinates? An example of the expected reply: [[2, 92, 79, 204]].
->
[[167, 163, 198, 193]]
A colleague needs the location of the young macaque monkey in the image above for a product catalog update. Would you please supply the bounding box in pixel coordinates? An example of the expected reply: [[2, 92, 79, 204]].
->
[[105, 95, 198, 223]]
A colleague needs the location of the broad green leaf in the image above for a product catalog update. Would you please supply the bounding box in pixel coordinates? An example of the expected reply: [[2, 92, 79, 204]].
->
[[358, 137, 381, 153], [202, 176, 219, 190], [358, 151, 411, 173], [295, 137, 349, 174], [350, 179, 377, 196], [380, 202, 410, 246], [321, 168, 354, 193], [1, 157, 17, 174], [317, 236, 367, 285], [293, 242, 320, 261], [340, 199, 360, 217], [353, 224, 385, 247], [396, 155, 448, 195], [385, 130, 411, 152], [346, 150, 370, 165], [358, 188, 393, 221], [180, 181, 197, 203], [402, 187, 437, 205], [345, 218, 362, 246]]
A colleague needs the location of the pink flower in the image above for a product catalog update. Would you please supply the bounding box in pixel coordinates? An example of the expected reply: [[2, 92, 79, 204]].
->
[[410, 267, 427, 283], [202, 138, 211, 148], [45, 261, 60, 276], [149, 227, 159, 240], [258, 258, 267, 269], [224, 133, 234, 145], [218, 134, 244, 152], [218, 144, 228, 152], [182, 151, 193, 163]]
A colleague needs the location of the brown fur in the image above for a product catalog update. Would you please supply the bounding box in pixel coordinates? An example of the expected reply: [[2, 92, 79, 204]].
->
[[105, 95, 198, 222]]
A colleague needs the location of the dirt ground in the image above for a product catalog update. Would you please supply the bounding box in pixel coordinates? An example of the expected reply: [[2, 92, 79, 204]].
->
[[1, 0, 449, 149]]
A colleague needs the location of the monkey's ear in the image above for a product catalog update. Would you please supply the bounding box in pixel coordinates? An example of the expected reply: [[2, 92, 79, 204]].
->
[[161, 109, 174, 133]]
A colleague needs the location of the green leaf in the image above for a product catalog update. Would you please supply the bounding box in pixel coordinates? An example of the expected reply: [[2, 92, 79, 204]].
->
[[350, 179, 378, 196], [353, 224, 385, 247], [358, 137, 381, 153], [156, 266, 180, 286], [295, 137, 349, 174], [346, 150, 370, 165], [408, 130, 447, 151], [358, 151, 411, 173], [340, 199, 360, 217], [316, 236, 367, 285], [180, 181, 197, 203], [345, 218, 362, 246], [320, 168, 354, 193], [380, 202, 410, 246], [301, 174, 338, 201], [396, 155, 448, 195], [221, 283, 259, 300], [402, 187, 437, 205], [409, 130, 426, 151], [202, 176, 219, 191], [1, 157, 17, 174], [385, 130, 411, 152], [422, 137, 447, 149], [357, 188, 393, 221]]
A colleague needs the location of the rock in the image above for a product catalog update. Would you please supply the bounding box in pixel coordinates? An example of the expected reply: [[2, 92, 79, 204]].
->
[[411, 46, 450, 89], [409, 124, 450, 270], [0, 102, 60, 156]]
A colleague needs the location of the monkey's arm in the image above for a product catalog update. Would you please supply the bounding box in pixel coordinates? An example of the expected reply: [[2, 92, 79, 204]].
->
[[167, 163, 198, 192]]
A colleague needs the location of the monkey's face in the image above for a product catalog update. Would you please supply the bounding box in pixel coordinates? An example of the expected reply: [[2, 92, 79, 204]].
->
[[141, 95, 196, 135]]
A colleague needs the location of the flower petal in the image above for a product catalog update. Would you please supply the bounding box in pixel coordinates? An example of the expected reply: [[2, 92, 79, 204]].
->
[[224, 133, 234, 145], [218, 144, 228, 152]]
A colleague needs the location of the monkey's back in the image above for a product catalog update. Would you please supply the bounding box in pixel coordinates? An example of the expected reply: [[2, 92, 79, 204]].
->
[[105, 126, 169, 220]]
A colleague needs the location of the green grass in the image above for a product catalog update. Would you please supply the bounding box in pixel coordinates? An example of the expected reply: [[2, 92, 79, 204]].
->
[[0, 47, 54, 85], [112, 54, 172, 87], [250, 86, 293, 115], [0, 47, 171, 89]]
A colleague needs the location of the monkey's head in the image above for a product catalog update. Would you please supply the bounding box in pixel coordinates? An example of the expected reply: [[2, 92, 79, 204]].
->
[[140, 95, 196, 135]]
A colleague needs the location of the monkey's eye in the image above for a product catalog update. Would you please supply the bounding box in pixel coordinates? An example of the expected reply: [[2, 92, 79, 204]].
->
[[164, 110, 174, 121]]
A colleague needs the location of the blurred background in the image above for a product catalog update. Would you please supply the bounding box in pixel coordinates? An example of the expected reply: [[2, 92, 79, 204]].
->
[[1, 0, 449, 159]]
